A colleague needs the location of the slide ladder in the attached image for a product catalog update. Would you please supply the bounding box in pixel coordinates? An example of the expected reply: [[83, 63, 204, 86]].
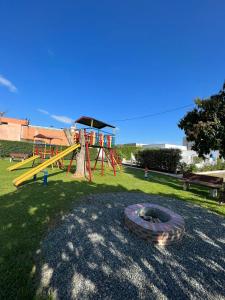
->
[[13, 143, 80, 187], [7, 155, 40, 171]]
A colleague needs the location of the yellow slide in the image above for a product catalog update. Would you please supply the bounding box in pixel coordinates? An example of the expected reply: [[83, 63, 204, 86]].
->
[[13, 143, 80, 187], [7, 155, 40, 171]]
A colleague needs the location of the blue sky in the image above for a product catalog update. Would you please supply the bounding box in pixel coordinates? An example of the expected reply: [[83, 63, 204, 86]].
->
[[0, 1, 225, 144]]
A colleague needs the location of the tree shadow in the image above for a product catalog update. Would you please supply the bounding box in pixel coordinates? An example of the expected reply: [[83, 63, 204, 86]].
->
[[34, 192, 225, 300], [0, 173, 225, 299], [0, 177, 129, 300], [124, 166, 214, 201], [20, 169, 67, 186]]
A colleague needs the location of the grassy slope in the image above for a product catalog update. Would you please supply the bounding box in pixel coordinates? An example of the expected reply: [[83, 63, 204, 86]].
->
[[0, 159, 224, 299]]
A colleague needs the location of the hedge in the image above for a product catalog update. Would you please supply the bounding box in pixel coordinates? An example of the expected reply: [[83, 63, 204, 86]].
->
[[115, 146, 141, 160], [0, 140, 33, 157], [0, 140, 97, 160], [136, 148, 182, 173]]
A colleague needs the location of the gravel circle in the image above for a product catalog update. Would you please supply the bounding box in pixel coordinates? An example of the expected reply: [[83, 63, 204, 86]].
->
[[37, 192, 225, 300]]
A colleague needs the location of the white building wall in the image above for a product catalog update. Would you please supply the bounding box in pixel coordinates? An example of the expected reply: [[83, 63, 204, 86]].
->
[[181, 150, 198, 164], [142, 143, 187, 151]]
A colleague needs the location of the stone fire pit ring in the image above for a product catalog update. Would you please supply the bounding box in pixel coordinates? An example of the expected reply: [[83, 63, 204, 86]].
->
[[124, 203, 185, 246]]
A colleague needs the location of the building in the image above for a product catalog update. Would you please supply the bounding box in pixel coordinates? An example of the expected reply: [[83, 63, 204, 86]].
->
[[142, 143, 187, 151], [183, 137, 194, 150], [0, 116, 69, 145], [120, 142, 200, 165], [119, 143, 147, 147]]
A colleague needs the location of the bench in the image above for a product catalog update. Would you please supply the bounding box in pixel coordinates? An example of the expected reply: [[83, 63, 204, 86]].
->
[[182, 172, 224, 198], [9, 152, 29, 162]]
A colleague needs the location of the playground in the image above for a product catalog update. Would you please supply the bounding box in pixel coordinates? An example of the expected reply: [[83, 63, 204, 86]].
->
[[1, 154, 225, 299], [7, 116, 120, 187], [1, 116, 225, 299]]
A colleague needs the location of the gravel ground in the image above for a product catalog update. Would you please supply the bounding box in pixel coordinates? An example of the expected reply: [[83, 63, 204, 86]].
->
[[37, 192, 225, 300]]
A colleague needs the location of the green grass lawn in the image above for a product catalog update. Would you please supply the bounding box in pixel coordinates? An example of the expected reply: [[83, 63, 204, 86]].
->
[[0, 159, 224, 299]]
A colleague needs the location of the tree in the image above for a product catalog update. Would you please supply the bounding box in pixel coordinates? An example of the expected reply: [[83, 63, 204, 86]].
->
[[73, 130, 86, 178], [178, 82, 225, 158]]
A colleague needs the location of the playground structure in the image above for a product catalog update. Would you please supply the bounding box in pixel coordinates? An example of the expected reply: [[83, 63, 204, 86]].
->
[[67, 116, 120, 181], [7, 116, 121, 187], [33, 134, 63, 159], [7, 134, 63, 171]]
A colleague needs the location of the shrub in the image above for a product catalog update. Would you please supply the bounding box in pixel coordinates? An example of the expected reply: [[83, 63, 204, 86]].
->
[[0, 140, 33, 157], [0, 139, 98, 161], [197, 159, 225, 172], [115, 146, 141, 160], [136, 148, 182, 173], [193, 156, 203, 164], [88, 147, 98, 161], [178, 162, 198, 173]]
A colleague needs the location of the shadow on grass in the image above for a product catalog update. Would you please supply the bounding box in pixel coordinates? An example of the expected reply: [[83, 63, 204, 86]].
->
[[21, 169, 67, 186], [124, 166, 215, 201], [0, 178, 129, 299], [0, 175, 225, 299]]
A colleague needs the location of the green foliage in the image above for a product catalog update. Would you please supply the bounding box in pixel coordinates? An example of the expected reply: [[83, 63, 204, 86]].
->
[[198, 159, 225, 172], [193, 156, 203, 164], [178, 82, 225, 158], [0, 140, 33, 157], [179, 158, 225, 173], [115, 146, 141, 160], [178, 162, 198, 173], [136, 148, 182, 173], [0, 140, 97, 161], [88, 147, 98, 161]]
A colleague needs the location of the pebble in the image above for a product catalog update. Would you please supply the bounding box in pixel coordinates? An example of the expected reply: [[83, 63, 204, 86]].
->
[[37, 192, 225, 300]]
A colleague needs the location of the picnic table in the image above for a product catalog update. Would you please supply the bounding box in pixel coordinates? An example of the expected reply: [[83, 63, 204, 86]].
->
[[182, 172, 224, 199], [9, 152, 29, 162]]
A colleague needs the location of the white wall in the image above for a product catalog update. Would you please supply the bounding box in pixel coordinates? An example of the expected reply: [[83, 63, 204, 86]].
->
[[181, 150, 198, 164], [142, 143, 187, 151]]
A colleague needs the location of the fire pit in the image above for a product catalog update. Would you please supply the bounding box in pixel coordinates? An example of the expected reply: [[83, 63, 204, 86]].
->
[[124, 203, 185, 246]]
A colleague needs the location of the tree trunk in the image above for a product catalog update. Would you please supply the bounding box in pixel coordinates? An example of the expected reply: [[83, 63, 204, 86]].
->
[[73, 130, 86, 178]]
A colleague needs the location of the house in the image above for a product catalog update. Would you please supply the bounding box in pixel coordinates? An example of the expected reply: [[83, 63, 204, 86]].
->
[[0, 116, 70, 145]]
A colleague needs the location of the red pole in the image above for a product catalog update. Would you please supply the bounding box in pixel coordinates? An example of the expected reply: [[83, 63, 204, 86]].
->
[[101, 148, 104, 176], [93, 148, 101, 171], [110, 149, 116, 176], [104, 149, 113, 168], [85, 142, 92, 182], [67, 150, 75, 175]]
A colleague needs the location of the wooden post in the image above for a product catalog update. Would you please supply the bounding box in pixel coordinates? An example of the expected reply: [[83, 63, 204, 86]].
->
[[210, 188, 218, 198], [110, 149, 116, 176], [85, 142, 92, 182], [183, 182, 189, 191], [104, 149, 111, 168]]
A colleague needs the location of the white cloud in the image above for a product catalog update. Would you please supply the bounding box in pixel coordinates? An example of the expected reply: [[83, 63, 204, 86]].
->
[[0, 74, 17, 93], [51, 114, 73, 124], [37, 108, 49, 115], [37, 108, 73, 124]]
